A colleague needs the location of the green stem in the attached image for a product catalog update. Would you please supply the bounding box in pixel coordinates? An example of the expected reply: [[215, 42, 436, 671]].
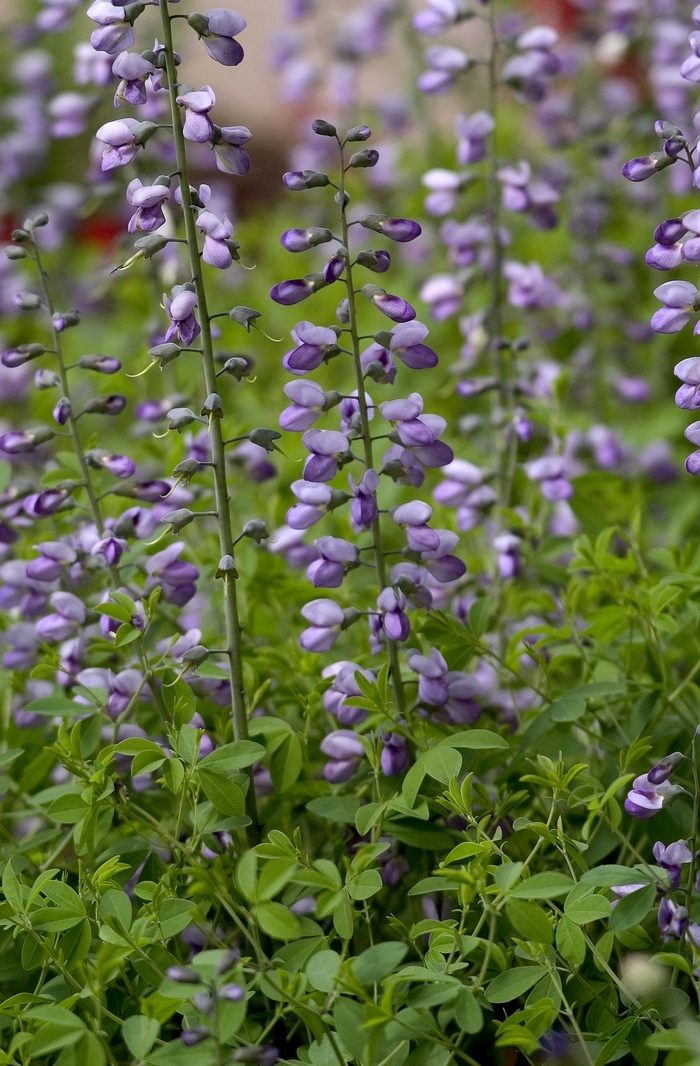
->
[[337, 140, 406, 718], [157, 0, 258, 840]]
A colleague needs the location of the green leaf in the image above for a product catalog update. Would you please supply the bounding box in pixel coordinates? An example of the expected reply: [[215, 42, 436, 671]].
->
[[270, 732, 303, 792], [236, 850, 258, 901], [306, 949, 341, 992], [565, 894, 612, 925], [42, 880, 84, 915], [0, 749, 23, 769], [123, 1017, 160, 1060], [162, 758, 185, 794], [506, 900, 553, 944], [158, 899, 197, 939], [440, 729, 509, 750], [2, 861, 23, 912], [580, 865, 654, 888], [23, 697, 87, 717], [402, 757, 427, 808], [197, 768, 245, 816], [556, 916, 586, 967], [114, 738, 165, 757], [100, 888, 132, 931], [355, 802, 385, 837], [454, 989, 483, 1034], [650, 952, 694, 976], [257, 858, 298, 901], [307, 795, 361, 824], [423, 745, 462, 784], [199, 741, 266, 774], [468, 597, 490, 638], [147, 1037, 217, 1066], [256, 901, 302, 940], [509, 873, 574, 899], [549, 697, 587, 722], [46, 793, 90, 824], [609, 884, 656, 932], [94, 603, 132, 624], [485, 967, 545, 1003], [352, 942, 408, 984], [567, 681, 627, 701], [30, 1023, 85, 1057]]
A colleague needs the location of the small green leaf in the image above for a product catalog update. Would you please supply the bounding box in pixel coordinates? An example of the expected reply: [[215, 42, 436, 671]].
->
[[306, 949, 341, 992], [468, 597, 490, 638], [23, 697, 87, 717], [307, 796, 361, 824], [123, 1016, 160, 1059], [506, 900, 553, 944], [565, 894, 612, 925], [509, 873, 574, 899], [440, 729, 509, 750], [609, 884, 656, 932], [485, 967, 545, 1003], [423, 745, 462, 784], [197, 768, 245, 816], [352, 942, 408, 984], [270, 732, 303, 792], [556, 916, 586, 967], [256, 901, 302, 940]]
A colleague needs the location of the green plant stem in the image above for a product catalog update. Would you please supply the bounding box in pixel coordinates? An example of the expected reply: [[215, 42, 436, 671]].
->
[[158, 0, 258, 840], [337, 140, 406, 719]]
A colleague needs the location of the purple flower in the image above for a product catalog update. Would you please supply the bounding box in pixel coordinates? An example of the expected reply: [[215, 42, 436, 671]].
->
[[48, 93, 91, 138], [651, 281, 700, 333], [26, 542, 76, 582], [372, 217, 422, 243], [283, 322, 339, 375], [408, 647, 449, 704], [421, 530, 466, 584], [112, 52, 156, 108], [419, 45, 470, 95], [286, 480, 333, 529], [625, 773, 674, 819], [301, 429, 350, 482], [199, 9, 246, 66], [653, 840, 692, 891], [389, 322, 438, 370], [35, 590, 86, 642], [525, 455, 573, 501], [307, 536, 357, 588], [281, 228, 333, 253], [456, 110, 494, 164], [214, 125, 252, 175], [87, 1, 134, 54], [146, 543, 199, 606], [391, 501, 440, 552], [196, 210, 235, 269], [349, 469, 379, 531], [419, 274, 463, 319], [95, 118, 141, 171], [300, 598, 344, 651], [371, 293, 416, 323], [323, 661, 373, 725], [658, 898, 689, 942], [381, 734, 409, 776], [321, 728, 365, 782], [377, 586, 410, 642], [53, 397, 71, 426], [92, 535, 129, 566], [493, 533, 522, 580], [271, 279, 317, 307], [176, 86, 216, 143], [280, 380, 326, 431], [622, 156, 661, 182], [413, 0, 464, 36], [647, 751, 684, 785], [164, 288, 200, 346], [126, 179, 169, 233]]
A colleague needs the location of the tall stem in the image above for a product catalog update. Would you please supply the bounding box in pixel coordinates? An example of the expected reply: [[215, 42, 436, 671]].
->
[[484, 3, 515, 511], [158, 0, 258, 838], [337, 143, 406, 718]]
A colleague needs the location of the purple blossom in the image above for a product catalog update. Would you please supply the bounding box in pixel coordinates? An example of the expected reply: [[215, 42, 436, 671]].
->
[[199, 9, 247, 66], [413, 0, 465, 37], [493, 533, 522, 580], [391, 500, 439, 552], [271, 279, 317, 308], [525, 455, 573, 501], [279, 379, 326, 431], [87, 1, 134, 55], [95, 118, 142, 170], [126, 179, 169, 233], [658, 898, 689, 942], [456, 110, 494, 164], [381, 733, 409, 776], [349, 469, 379, 531], [300, 598, 345, 652], [419, 274, 463, 320], [322, 661, 373, 725], [26, 542, 76, 582], [301, 428, 350, 482], [164, 288, 200, 346], [286, 480, 333, 530], [651, 281, 700, 333], [48, 93, 91, 138], [320, 728, 365, 782], [377, 586, 410, 642], [112, 52, 156, 108], [196, 209, 235, 269], [624, 773, 681, 819], [407, 646, 481, 722], [283, 322, 338, 375], [35, 590, 86, 643], [176, 86, 216, 143], [370, 292, 416, 323], [389, 322, 438, 370], [307, 536, 357, 588], [214, 125, 252, 175], [653, 840, 692, 891]]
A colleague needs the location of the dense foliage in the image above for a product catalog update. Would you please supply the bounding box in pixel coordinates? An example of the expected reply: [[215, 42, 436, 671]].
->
[[2, 1, 700, 1064]]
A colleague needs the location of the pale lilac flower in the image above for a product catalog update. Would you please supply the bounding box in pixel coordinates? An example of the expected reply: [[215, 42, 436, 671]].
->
[[322, 661, 373, 725], [196, 210, 235, 269], [214, 125, 252, 175], [74, 42, 113, 86], [653, 840, 692, 891], [381, 734, 409, 776], [301, 429, 350, 482], [126, 178, 169, 233], [493, 533, 522, 579], [199, 9, 247, 66], [112, 52, 155, 107], [377, 586, 410, 641], [320, 728, 365, 782], [307, 536, 357, 588], [456, 111, 494, 164], [349, 469, 379, 531], [95, 117, 141, 170], [525, 455, 573, 501], [389, 321, 438, 369], [280, 379, 326, 431], [176, 86, 216, 143], [419, 45, 470, 95], [48, 93, 91, 138], [163, 288, 200, 346], [35, 590, 86, 643], [392, 500, 440, 552], [419, 274, 463, 319], [651, 280, 700, 333], [300, 598, 345, 652], [413, 0, 466, 37], [286, 481, 333, 529], [87, 1, 134, 54], [658, 898, 689, 942]]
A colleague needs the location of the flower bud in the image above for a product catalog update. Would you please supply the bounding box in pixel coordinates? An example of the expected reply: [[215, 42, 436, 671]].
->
[[355, 249, 391, 273], [341, 607, 363, 629], [193, 992, 214, 1014], [167, 966, 201, 984], [248, 428, 282, 452], [242, 519, 270, 543], [228, 305, 262, 330], [162, 508, 196, 534], [181, 1029, 210, 1047], [345, 125, 371, 142], [181, 644, 210, 668], [220, 357, 250, 379], [2, 343, 46, 368], [0, 427, 55, 453], [5, 246, 28, 261], [173, 457, 201, 480], [187, 11, 211, 34], [219, 983, 244, 1001], [83, 394, 127, 416], [134, 233, 170, 259], [35, 370, 60, 390], [12, 229, 30, 243], [348, 149, 379, 168], [648, 751, 685, 785], [328, 490, 352, 510], [168, 407, 201, 431], [282, 170, 330, 191], [312, 119, 337, 137], [216, 554, 239, 578], [31, 212, 49, 227], [53, 397, 71, 426], [201, 394, 223, 418], [13, 292, 43, 311], [79, 354, 122, 374]]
